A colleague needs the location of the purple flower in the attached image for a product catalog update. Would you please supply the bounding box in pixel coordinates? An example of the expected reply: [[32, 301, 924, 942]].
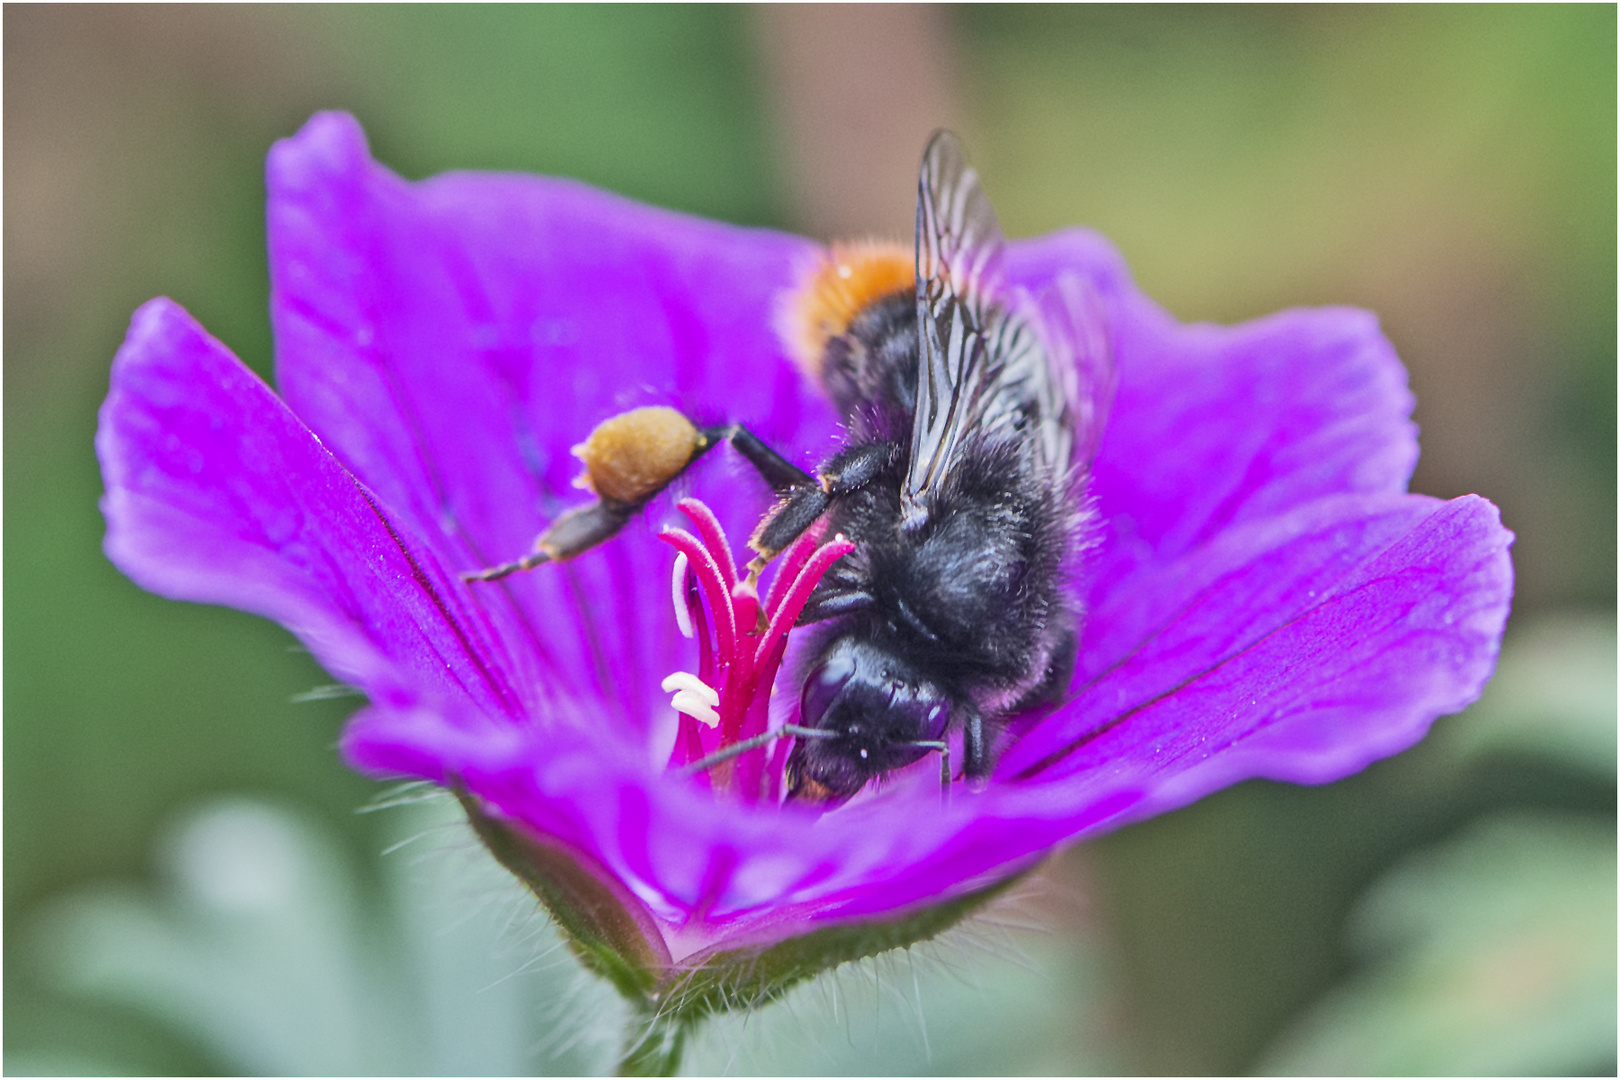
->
[[98, 112, 1512, 1034]]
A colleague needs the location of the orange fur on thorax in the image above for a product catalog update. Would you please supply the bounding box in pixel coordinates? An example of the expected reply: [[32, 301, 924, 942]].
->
[[778, 241, 912, 379]]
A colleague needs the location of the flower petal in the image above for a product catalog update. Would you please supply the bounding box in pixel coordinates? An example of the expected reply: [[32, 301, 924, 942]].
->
[[1007, 230, 1420, 597], [265, 113, 836, 734], [1001, 492, 1515, 800], [267, 111, 832, 572], [97, 298, 527, 726]]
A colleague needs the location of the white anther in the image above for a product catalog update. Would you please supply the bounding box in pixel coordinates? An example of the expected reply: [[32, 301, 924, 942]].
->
[[670, 552, 694, 638], [661, 671, 719, 706], [661, 671, 720, 728], [671, 691, 720, 728]]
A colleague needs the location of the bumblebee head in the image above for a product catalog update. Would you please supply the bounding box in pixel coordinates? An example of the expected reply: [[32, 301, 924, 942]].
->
[[785, 637, 950, 806]]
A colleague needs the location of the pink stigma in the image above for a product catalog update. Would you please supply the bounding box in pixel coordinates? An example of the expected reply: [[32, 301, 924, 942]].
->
[[658, 499, 854, 803]]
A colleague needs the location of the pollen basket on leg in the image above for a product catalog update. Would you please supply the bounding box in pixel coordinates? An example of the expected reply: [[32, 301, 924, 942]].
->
[[571, 406, 701, 506], [777, 241, 912, 379]]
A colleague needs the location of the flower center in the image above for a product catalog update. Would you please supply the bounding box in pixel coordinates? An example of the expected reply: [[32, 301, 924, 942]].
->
[[656, 498, 853, 803]]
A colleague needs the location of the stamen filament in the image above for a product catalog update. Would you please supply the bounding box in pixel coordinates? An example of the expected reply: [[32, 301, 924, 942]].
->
[[657, 498, 853, 803], [686, 564, 713, 685], [676, 499, 739, 591], [761, 517, 826, 615], [660, 527, 738, 663], [754, 534, 855, 667]]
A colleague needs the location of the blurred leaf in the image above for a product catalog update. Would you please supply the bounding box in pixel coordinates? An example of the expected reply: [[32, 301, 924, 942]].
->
[[1256, 813, 1617, 1076], [1443, 613, 1617, 782], [24, 793, 1119, 1076], [28, 798, 411, 1075], [963, 6, 1615, 325], [0, 1050, 135, 1078], [23, 795, 617, 1076], [378, 794, 622, 1075]]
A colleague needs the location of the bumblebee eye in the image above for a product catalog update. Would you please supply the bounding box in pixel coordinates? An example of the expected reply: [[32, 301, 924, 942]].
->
[[800, 650, 856, 729], [888, 690, 951, 743]]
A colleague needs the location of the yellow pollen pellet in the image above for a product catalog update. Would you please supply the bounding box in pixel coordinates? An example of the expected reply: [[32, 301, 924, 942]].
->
[[572, 406, 701, 506]]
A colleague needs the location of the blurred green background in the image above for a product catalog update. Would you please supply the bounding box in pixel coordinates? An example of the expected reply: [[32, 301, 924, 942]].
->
[[6, 5, 1614, 1075]]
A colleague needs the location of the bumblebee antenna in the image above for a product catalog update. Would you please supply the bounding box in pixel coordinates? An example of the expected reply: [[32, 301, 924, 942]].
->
[[680, 724, 836, 776]]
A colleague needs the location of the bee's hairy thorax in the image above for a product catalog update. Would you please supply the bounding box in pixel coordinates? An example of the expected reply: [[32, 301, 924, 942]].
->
[[808, 297, 1076, 710]]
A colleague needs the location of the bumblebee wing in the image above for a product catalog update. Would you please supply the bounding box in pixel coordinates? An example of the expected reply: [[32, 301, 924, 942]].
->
[[904, 131, 1080, 519]]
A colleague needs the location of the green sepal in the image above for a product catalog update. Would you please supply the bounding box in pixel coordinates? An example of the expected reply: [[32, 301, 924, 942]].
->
[[461, 796, 1026, 1075], [459, 793, 670, 1000], [619, 877, 1022, 1073], [662, 874, 1022, 1021]]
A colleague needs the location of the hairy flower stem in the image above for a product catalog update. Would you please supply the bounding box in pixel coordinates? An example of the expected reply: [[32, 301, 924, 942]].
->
[[617, 1012, 690, 1077]]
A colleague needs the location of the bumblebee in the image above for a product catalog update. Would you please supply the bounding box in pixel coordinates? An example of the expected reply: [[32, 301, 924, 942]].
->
[[468, 131, 1106, 805]]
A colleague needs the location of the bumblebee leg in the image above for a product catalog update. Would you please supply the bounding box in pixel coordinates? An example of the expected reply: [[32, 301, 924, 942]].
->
[[819, 442, 898, 496], [465, 415, 884, 586], [796, 587, 876, 625], [465, 406, 710, 583], [962, 705, 990, 790], [462, 502, 634, 582], [716, 424, 814, 494], [907, 740, 952, 802], [747, 486, 831, 572], [745, 441, 898, 578]]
